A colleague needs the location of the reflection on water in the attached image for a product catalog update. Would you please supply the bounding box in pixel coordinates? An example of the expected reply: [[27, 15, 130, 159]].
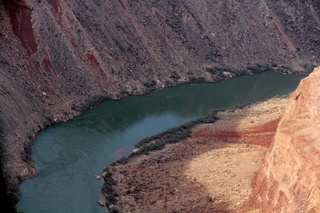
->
[[16, 71, 304, 213]]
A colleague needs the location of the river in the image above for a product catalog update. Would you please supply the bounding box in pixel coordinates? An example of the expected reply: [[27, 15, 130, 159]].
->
[[15, 71, 304, 213]]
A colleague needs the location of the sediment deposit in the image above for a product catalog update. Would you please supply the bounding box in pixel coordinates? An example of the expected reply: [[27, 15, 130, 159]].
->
[[104, 98, 288, 212]]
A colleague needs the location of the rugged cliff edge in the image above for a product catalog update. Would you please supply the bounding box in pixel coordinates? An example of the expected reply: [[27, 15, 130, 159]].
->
[[0, 0, 319, 211], [253, 67, 320, 212]]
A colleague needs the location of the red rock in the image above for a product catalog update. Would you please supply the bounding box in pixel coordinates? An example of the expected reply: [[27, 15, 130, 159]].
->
[[4, 1, 38, 55]]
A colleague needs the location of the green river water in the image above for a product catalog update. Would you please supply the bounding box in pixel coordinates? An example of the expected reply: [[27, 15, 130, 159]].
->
[[15, 71, 305, 213]]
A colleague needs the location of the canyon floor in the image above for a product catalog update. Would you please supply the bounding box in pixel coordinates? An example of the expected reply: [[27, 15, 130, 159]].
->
[[106, 97, 288, 213]]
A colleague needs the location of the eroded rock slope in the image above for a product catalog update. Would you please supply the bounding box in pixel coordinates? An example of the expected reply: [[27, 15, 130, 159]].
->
[[0, 0, 319, 209]]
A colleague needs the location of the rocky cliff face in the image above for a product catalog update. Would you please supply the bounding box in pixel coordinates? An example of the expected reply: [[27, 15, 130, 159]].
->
[[254, 67, 320, 212], [255, 67, 320, 212], [0, 0, 319, 210]]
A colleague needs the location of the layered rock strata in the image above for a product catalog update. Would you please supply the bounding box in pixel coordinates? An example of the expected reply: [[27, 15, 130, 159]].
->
[[254, 67, 320, 212], [0, 0, 319, 210]]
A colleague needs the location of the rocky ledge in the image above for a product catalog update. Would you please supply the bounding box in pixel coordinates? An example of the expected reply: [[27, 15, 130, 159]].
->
[[254, 67, 320, 212]]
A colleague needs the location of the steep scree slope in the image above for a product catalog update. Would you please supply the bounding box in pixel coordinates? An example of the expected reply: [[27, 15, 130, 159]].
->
[[0, 0, 319, 209]]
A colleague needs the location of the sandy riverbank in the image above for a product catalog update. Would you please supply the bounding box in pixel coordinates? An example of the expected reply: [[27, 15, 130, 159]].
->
[[103, 97, 288, 212]]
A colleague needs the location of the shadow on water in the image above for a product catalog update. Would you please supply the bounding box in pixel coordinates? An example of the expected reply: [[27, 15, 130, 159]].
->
[[15, 71, 305, 213]]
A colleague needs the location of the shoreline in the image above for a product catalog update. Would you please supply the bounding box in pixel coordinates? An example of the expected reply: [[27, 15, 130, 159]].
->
[[102, 97, 289, 212], [9, 70, 305, 211]]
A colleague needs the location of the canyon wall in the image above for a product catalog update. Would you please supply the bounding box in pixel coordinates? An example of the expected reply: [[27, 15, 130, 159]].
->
[[254, 67, 320, 212], [0, 0, 320, 210]]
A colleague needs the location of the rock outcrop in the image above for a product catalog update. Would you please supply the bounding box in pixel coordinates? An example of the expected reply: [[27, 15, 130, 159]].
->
[[0, 0, 320, 210], [254, 67, 320, 212]]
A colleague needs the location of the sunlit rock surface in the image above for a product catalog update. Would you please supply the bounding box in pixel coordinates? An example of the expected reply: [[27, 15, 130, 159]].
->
[[254, 67, 320, 212]]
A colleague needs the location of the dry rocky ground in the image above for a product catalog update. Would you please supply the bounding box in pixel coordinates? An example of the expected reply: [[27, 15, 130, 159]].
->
[[106, 97, 288, 213]]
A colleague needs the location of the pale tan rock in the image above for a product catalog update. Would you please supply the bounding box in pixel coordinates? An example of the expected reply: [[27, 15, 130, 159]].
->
[[254, 66, 320, 212], [98, 200, 106, 206]]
